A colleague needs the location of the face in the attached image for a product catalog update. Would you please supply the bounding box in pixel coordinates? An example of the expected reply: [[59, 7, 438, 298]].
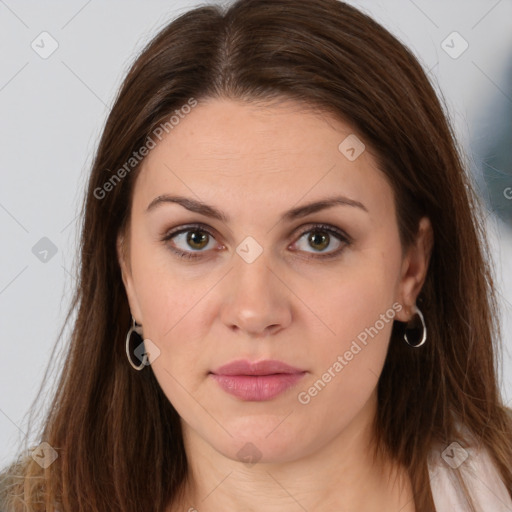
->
[[118, 98, 431, 464]]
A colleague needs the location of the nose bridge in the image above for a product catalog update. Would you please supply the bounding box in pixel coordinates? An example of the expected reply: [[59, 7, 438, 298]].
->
[[221, 239, 292, 335], [234, 241, 275, 296]]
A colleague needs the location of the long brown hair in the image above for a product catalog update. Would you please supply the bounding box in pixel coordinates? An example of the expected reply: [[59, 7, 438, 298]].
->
[[1, 0, 511, 510]]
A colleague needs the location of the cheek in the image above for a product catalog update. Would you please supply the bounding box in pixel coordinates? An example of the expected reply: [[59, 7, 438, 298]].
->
[[128, 240, 221, 392], [295, 283, 397, 434], [302, 276, 396, 386], [296, 245, 401, 399], [129, 232, 198, 335], [300, 251, 400, 349]]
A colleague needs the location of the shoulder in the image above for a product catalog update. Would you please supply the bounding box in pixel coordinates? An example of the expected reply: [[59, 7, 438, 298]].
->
[[428, 440, 512, 512], [0, 465, 15, 511], [0, 453, 45, 512]]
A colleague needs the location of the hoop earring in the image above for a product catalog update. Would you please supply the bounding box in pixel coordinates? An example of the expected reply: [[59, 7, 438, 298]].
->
[[404, 305, 427, 348], [126, 316, 146, 371]]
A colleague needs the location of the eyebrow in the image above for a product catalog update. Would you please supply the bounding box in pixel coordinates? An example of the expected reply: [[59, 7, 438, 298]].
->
[[145, 194, 368, 222]]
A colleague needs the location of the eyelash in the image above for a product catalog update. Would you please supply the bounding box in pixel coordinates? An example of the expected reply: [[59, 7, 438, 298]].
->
[[161, 223, 352, 261]]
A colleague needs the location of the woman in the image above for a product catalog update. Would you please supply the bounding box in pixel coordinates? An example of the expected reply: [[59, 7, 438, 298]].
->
[[1, 0, 511, 510]]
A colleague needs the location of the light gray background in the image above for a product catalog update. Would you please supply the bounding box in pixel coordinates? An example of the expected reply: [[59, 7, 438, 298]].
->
[[1, 0, 511, 467]]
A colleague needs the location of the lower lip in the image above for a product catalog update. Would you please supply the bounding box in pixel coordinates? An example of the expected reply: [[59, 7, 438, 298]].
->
[[210, 372, 306, 401]]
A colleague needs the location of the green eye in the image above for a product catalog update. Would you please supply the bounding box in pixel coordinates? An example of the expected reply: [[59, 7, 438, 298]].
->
[[292, 224, 350, 258], [162, 226, 216, 259]]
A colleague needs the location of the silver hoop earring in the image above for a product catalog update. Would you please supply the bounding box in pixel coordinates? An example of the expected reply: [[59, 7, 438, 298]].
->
[[126, 316, 146, 371], [404, 305, 427, 348]]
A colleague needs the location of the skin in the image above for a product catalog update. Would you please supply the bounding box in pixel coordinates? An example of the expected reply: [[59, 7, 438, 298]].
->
[[117, 98, 433, 512]]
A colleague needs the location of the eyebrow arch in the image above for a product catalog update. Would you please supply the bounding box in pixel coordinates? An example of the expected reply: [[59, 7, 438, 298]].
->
[[145, 194, 368, 222]]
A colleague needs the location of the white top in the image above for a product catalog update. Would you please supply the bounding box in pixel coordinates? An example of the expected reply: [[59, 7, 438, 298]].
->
[[428, 442, 512, 511]]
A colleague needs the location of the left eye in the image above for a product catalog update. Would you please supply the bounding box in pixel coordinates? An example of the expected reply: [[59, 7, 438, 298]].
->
[[293, 226, 348, 255], [162, 223, 350, 260]]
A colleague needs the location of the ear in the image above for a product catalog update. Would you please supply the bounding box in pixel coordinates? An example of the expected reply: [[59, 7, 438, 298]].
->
[[394, 216, 434, 322], [117, 230, 143, 324]]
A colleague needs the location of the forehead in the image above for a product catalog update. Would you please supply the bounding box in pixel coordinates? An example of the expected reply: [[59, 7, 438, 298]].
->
[[132, 98, 394, 223]]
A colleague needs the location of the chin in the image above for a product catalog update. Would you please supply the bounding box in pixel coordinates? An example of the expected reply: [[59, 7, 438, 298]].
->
[[210, 424, 310, 465]]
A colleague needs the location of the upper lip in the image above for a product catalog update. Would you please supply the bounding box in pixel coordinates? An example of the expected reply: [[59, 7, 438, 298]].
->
[[210, 359, 305, 376]]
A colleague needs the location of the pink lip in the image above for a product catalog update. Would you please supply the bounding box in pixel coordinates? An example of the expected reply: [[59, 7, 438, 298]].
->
[[209, 359, 306, 401]]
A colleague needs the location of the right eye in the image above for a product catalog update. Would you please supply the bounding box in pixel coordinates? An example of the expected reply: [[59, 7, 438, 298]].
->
[[161, 224, 220, 260]]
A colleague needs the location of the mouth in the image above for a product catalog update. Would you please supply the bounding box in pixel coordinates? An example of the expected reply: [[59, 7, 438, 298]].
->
[[209, 359, 307, 401]]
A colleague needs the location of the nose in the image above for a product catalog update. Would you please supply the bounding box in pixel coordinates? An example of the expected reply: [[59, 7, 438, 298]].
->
[[220, 248, 293, 337]]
